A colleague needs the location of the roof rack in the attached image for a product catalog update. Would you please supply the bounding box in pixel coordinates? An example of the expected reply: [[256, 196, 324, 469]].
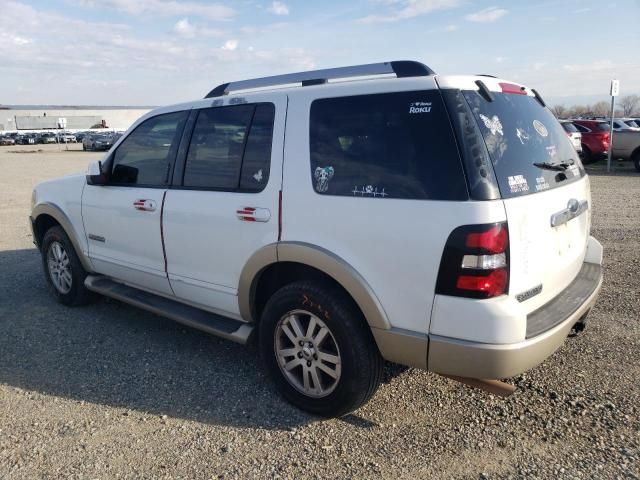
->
[[204, 60, 435, 98]]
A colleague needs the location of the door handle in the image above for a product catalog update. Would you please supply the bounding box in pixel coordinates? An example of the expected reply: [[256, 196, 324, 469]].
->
[[236, 207, 270, 222], [133, 199, 157, 212]]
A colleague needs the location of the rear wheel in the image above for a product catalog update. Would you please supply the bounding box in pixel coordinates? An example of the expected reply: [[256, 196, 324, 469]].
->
[[633, 150, 640, 172], [259, 281, 383, 417], [41, 226, 95, 306], [580, 145, 594, 164]]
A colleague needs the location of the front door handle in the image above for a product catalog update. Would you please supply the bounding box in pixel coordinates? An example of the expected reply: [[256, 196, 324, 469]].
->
[[236, 207, 270, 222], [133, 199, 157, 212]]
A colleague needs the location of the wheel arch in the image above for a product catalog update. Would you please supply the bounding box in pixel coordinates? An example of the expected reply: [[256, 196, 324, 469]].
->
[[32, 202, 93, 272], [238, 241, 391, 331]]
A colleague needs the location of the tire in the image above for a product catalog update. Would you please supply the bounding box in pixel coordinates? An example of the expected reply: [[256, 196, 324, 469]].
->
[[580, 145, 595, 165], [633, 150, 640, 173], [41, 226, 95, 306], [259, 281, 383, 417]]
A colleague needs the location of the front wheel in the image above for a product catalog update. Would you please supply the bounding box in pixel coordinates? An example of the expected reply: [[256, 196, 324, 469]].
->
[[41, 226, 95, 306], [259, 281, 383, 417]]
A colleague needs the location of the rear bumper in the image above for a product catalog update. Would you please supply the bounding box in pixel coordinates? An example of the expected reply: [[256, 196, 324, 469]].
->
[[427, 261, 602, 379]]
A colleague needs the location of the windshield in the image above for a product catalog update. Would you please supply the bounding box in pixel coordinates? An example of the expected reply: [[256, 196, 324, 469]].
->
[[461, 90, 584, 199]]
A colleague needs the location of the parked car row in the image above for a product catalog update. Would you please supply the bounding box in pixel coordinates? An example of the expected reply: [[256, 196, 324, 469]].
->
[[0, 130, 124, 147]]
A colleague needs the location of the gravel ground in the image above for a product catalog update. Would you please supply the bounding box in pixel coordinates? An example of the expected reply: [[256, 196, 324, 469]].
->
[[0, 144, 638, 479]]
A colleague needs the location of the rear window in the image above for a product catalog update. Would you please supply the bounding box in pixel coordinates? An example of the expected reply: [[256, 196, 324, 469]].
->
[[561, 122, 579, 133], [595, 122, 610, 131], [309, 91, 467, 200], [461, 90, 585, 198]]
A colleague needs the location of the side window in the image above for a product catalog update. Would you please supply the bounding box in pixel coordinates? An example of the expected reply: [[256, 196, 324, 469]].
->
[[309, 91, 467, 200], [574, 124, 589, 133], [183, 105, 254, 189], [239, 104, 275, 191], [111, 111, 188, 186], [182, 103, 275, 191]]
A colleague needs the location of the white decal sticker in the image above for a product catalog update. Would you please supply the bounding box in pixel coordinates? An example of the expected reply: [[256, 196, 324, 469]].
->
[[535, 176, 550, 192], [479, 114, 503, 136], [507, 175, 529, 193], [253, 169, 263, 182], [314, 166, 334, 193], [409, 101, 432, 114], [546, 145, 557, 158], [533, 120, 548, 137], [352, 185, 388, 197], [516, 128, 530, 144]]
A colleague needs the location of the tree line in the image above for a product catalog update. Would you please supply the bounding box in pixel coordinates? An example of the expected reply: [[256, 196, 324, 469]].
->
[[551, 94, 639, 119]]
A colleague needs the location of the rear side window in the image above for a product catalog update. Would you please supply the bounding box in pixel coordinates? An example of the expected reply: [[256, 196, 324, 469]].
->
[[595, 123, 610, 131], [574, 124, 590, 133], [111, 111, 188, 186], [183, 103, 275, 191], [309, 91, 467, 200]]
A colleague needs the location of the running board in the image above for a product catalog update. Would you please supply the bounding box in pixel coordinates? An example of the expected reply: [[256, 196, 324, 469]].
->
[[84, 275, 254, 344]]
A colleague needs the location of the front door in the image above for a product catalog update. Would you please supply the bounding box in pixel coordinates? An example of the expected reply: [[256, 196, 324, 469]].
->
[[162, 95, 285, 318], [82, 110, 189, 296]]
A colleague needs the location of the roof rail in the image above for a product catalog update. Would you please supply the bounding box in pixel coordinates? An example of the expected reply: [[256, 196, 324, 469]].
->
[[204, 60, 435, 98]]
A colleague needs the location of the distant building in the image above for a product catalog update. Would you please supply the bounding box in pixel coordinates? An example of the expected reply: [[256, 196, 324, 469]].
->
[[0, 106, 153, 132]]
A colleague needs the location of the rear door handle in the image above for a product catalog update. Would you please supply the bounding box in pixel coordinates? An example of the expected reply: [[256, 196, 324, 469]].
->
[[133, 199, 157, 212], [236, 207, 270, 222]]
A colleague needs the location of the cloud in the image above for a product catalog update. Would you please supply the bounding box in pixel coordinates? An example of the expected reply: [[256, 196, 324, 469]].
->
[[443, 24, 458, 31], [357, 0, 463, 24], [495, 56, 506, 63], [562, 60, 616, 73], [74, 0, 236, 21], [172, 18, 224, 38], [465, 6, 508, 23], [268, 1, 289, 15], [222, 39, 239, 51]]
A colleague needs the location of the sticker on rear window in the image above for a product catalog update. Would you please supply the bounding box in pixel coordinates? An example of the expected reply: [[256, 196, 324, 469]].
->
[[480, 114, 503, 136], [533, 120, 548, 137], [507, 175, 529, 193], [535, 176, 549, 192], [409, 101, 432, 114], [516, 128, 530, 144], [314, 166, 334, 192], [546, 145, 557, 158], [352, 185, 388, 197]]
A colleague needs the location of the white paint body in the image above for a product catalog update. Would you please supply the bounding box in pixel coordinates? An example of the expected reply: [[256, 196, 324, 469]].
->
[[32, 73, 597, 349]]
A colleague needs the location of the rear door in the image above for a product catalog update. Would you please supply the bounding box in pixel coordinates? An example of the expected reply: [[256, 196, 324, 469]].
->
[[162, 94, 284, 318], [461, 87, 590, 313]]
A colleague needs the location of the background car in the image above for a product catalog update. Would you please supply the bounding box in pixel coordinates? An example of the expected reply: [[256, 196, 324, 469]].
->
[[16, 134, 37, 145], [560, 121, 582, 153], [56, 132, 77, 143], [38, 132, 58, 144], [571, 120, 610, 164], [609, 119, 639, 132], [0, 136, 16, 146], [83, 134, 114, 151]]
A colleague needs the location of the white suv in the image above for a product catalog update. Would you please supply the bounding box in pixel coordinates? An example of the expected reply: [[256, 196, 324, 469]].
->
[[30, 61, 603, 417]]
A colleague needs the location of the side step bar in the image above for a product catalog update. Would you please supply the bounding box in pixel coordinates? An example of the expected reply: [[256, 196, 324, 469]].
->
[[85, 275, 254, 344]]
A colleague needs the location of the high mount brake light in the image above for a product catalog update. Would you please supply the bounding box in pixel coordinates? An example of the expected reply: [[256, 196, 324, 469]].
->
[[499, 82, 527, 95], [435, 222, 510, 299]]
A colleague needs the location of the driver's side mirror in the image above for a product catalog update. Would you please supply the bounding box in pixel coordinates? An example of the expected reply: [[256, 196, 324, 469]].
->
[[86, 160, 109, 185]]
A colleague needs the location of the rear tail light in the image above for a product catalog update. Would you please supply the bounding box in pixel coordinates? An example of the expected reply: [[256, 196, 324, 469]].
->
[[601, 133, 610, 148], [436, 222, 509, 299]]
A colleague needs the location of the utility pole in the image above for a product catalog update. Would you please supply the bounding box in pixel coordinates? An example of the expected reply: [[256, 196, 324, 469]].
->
[[607, 79, 619, 173]]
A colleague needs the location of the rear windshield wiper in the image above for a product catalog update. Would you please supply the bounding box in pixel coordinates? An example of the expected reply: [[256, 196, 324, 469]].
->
[[533, 159, 574, 171]]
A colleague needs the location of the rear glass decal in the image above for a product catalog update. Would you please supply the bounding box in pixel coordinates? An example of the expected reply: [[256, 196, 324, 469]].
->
[[409, 101, 432, 114], [253, 169, 263, 183], [314, 166, 334, 192], [352, 185, 388, 197], [507, 174, 529, 193], [568, 164, 580, 177], [516, 127, 530, 144], [479, 114, 503, 136], [533, 120, 548, 137], [535, 176, 549, 192], [546, 145, 557, 158]]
